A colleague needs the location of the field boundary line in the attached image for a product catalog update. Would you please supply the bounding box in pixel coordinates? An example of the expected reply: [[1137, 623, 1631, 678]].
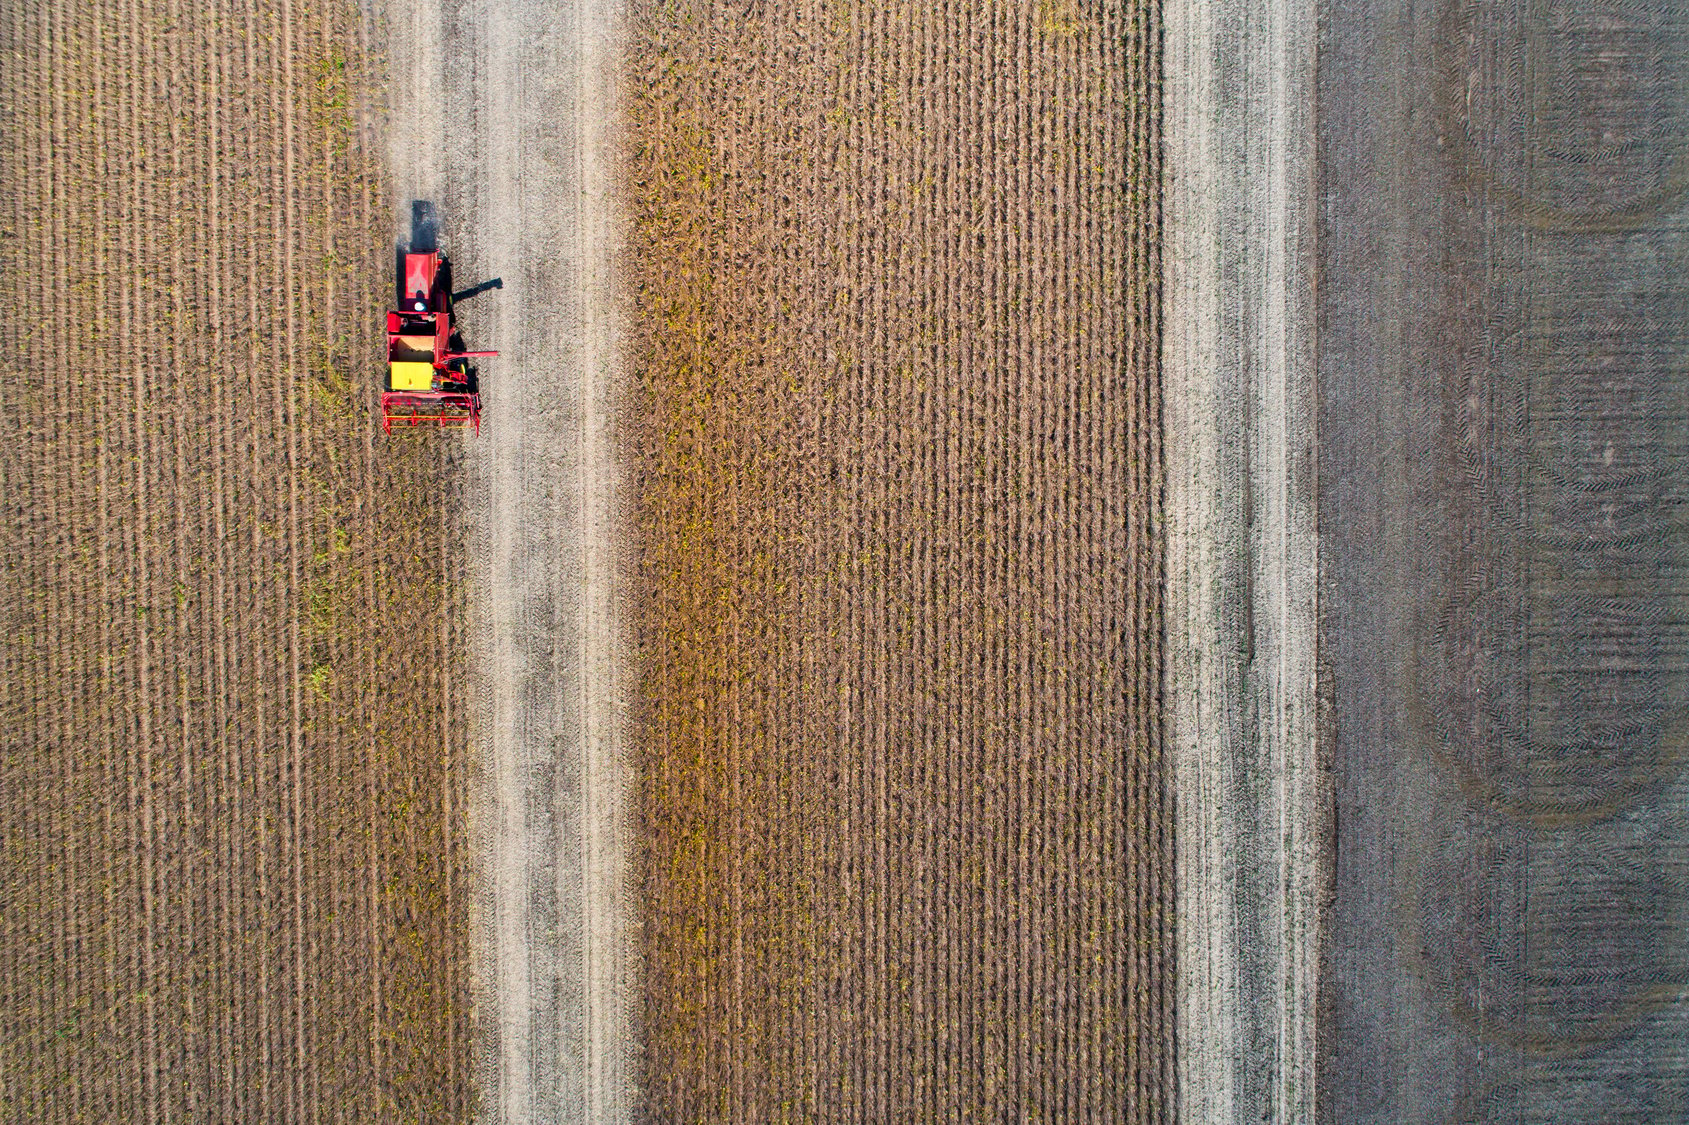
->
[[575, 0, 635, 1117], [1164, 2, 1324, 1123]]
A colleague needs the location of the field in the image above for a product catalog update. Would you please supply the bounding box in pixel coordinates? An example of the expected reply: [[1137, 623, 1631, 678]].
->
[[2, 0, 1173, 1119], [626, 2, 1170, 1120], [0, 2, 472, 1121], [1319, 3, 1689, 1118]]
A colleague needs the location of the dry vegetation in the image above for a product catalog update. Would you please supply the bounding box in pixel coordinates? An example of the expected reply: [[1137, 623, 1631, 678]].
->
[[0, 2, 471, 1121], [627, 2, 1168, 1120]]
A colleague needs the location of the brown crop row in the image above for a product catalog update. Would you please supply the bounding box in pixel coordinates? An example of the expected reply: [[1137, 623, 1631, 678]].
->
[[625, 1, 1169, 1121], [0, 2, 471, 1122]]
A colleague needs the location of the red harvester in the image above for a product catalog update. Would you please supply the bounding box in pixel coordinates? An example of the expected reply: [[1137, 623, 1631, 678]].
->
[[381, 251, 497, 434]]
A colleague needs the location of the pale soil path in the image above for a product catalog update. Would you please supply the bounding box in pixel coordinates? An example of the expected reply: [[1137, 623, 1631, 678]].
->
[[377, 1, 633, 1121], [1164, 2, 1322, 1122]]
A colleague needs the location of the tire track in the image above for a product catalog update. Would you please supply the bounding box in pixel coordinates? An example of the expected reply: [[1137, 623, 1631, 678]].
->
[[1321, 1, 1689, 1119]]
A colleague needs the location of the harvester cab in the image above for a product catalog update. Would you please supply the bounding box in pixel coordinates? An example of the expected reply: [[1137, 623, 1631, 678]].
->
[[380, 249, 498, 434]]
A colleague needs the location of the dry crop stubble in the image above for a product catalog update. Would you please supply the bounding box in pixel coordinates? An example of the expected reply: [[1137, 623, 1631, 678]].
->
[[0, 2, 471, 1121], [628, 2, 1168, 1120]]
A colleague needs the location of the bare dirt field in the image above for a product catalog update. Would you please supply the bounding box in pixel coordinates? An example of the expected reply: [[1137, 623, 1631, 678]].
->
[[1318, 1, 1689, 1120], [378, 0, 637, 1118], [0, 2, 472, 1121], [626, 2, 1169, 1120]]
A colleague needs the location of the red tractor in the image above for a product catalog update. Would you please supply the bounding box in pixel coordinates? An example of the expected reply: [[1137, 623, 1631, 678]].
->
[[382, 249, 497, 433]]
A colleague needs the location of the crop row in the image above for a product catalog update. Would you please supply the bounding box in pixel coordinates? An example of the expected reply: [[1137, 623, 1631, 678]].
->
[[627, 1, 1168, 1120], [0, 2, 472, 1121]]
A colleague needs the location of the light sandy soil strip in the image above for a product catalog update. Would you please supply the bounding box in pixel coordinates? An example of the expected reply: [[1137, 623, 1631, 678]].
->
[[1163, 2, 1323, 1122], [376, 0, 634, 1121]]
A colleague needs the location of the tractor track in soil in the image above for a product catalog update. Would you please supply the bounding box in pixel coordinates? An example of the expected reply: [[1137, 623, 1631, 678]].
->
[[1318, 3, 1689, 1119]]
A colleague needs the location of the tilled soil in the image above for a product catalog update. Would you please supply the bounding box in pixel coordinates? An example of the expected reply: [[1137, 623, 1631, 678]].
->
[[0, 3, 471, 1121], [627, 3, 1168, 1120], [1319, 1, 1689, 1119]]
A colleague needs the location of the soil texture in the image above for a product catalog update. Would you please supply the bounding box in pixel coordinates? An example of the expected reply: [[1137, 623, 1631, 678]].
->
[[1318, 1, 1689, 1119]]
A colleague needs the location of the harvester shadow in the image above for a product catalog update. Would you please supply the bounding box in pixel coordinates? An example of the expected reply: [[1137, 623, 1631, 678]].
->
[[452, 277, 503, 303]]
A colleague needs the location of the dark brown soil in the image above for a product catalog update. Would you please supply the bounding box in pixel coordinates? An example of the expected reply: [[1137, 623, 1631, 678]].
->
[[1319, 3, 1689, 1119]]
